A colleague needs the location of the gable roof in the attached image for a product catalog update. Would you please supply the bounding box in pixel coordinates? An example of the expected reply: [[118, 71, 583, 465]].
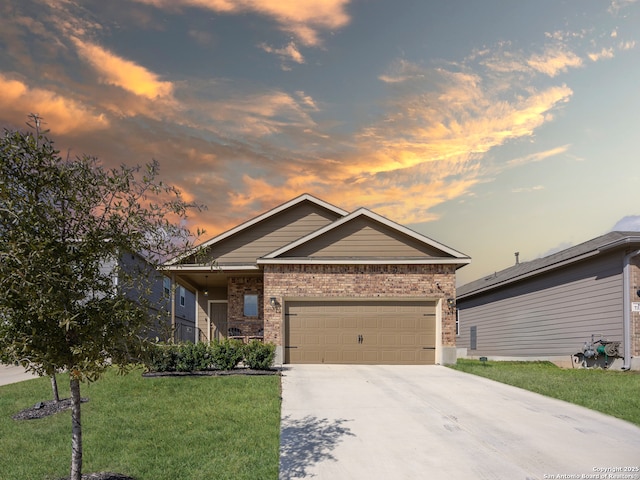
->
[[457, 231, 640, 299], [259, 207, 471, 266], [165, 193, 347, 266]]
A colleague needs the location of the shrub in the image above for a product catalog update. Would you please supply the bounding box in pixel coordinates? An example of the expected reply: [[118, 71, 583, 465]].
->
[[243, 341, 276, 370], [210, 339, 244, 370], [144, 343, 180, 372], [176, 341, 213, 372]]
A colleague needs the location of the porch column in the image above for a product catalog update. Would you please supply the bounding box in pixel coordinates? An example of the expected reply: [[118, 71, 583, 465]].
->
[[170, 272, 176, 343]]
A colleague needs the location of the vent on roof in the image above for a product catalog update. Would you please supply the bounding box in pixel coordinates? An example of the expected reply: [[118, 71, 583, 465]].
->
[[515, 252, 520, 265]]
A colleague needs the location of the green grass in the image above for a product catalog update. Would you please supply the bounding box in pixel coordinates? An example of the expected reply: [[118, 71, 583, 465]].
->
[[0, 368, 281, 480], [450, 359, 640, 426]]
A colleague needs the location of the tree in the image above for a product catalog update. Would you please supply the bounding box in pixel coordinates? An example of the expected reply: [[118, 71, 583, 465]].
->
[[0, 119, 204, 480]]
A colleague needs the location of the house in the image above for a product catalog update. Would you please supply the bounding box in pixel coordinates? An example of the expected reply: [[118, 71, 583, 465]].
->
[[163, 194, 470, 365], [456, 232, 640, 370], [103, 252, 196, 343]]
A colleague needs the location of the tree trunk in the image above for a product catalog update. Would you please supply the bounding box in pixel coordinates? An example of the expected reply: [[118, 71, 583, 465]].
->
[[70, 377, 83, 480], [51, 374, 60, 403]]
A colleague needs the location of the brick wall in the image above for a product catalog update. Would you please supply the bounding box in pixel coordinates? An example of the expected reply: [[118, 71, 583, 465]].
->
[[227, 275, 264, 337], [263, 264, 457, 347]]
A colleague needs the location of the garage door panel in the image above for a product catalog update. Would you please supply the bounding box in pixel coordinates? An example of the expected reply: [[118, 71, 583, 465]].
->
[[420, 350, 436, 363], [285, 300, 437, 365], [362, 350, 379, 362], [325, 334, 340, 346]]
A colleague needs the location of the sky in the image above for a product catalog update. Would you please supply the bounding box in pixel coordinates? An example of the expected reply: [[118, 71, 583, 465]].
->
[[1, 0, 639, 286]]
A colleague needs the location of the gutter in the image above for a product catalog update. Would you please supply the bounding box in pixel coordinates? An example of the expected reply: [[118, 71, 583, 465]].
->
[[622, 248, 640, 370]]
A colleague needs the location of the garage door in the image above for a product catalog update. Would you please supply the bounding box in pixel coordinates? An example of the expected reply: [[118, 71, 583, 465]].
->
[[285, 300, 437, 365]]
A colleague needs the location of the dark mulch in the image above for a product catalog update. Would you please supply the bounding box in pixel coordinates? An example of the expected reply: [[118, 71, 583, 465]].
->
[[12, 397, 89, 421], [57, 473, 135, 480]]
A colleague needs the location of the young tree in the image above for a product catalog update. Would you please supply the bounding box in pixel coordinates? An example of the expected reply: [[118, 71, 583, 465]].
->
[[0, 120, 204, 480]]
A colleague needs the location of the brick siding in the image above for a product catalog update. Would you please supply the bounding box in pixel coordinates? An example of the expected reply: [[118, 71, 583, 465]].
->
[[227, 275, 264, 337], [263, 264, 457, 347]]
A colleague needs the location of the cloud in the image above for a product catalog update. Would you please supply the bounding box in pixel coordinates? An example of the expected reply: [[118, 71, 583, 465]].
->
[[133, 0, 352, 46], [588, 48, 615, 61], [258, 41, 305, 69], [195, 89, 319, 137], [507, 145, 570, 167], [72, 38, 174, 100], [611, 216, 640, 231], [0, 74, 109, 134], [527, 48, 583, 77], [359, 62, 573, 179], [511, 185, 545, 193], [619, 40, 636, 50], [608, 0, 639, 15]]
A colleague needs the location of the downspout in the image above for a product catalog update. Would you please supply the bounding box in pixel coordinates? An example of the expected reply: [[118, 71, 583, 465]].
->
[[622, 249, 640, 370]]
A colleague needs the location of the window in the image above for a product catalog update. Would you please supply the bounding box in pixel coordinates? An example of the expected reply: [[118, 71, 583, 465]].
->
[[179, 286, 186, 307], [244, 294, 258, 317], [163, 277, 171, 297], [470, 326, 477, 350], [455, 309, 460, 336]]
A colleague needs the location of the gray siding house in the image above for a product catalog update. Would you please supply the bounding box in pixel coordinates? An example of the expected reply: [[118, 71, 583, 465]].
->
[[456, 232, 640, 370], [103, 253, 196, 342], [164, 194, 470, 365]]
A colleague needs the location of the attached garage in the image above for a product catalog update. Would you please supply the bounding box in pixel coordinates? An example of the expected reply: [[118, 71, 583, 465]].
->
[[285, 300, 437, 365]]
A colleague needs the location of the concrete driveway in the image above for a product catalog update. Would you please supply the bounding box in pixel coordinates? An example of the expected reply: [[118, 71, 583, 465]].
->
[[279, 365, 640, 480], [0, 363, 39, 386]]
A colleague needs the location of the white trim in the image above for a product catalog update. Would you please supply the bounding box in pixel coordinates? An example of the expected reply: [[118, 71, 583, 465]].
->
[[258, 257, 469, 265], [163, 264, 260, 272], [165, 194, 348, 265], [262, 207, 470, 260]]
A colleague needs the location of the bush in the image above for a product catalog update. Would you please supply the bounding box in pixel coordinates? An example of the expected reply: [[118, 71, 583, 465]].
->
[[243, 341, 276, 370], [144, 343, 180, 372], [142, 339, 275, 372], [176, 341, 213, 372], [211, 339, 244, 370]]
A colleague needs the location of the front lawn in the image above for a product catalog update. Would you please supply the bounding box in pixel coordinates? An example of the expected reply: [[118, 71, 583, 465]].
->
[[0, 368, 281, 479], [450, 359, 640, 426]]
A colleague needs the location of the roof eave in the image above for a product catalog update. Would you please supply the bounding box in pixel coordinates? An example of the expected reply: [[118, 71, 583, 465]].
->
[[457, 250, 599, 299], [164, 193, 348, 266], [161, 264, 260, 272], [258, 257, 470, 266], [263, 207, 470, 260]]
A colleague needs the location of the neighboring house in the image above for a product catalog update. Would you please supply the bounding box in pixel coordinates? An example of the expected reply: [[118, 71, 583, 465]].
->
[[456, 232, 640, 370], [163, 194, 470, 365], [102, 252, 196, 343]]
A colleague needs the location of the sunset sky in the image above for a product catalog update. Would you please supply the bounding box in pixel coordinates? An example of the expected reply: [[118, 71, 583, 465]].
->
[[1, 0, 639, 285]]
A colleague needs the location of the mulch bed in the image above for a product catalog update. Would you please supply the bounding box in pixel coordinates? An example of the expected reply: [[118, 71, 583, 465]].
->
[[58, 473, 135, 480], [12, 397, 89, 421]]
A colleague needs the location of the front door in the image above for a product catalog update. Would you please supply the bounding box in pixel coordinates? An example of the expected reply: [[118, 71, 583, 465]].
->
[[209, 302, 228, 341]]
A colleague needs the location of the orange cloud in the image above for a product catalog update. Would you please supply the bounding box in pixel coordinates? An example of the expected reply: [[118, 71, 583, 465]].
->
[[259, 41, 305, 66], [0, 74, 109, 134], [72, 38, 174, 100], [348, 63, 573, 178], [134, 0, 351, 46], [507, 145, 570, 167], [527, 48, 583, 77]]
